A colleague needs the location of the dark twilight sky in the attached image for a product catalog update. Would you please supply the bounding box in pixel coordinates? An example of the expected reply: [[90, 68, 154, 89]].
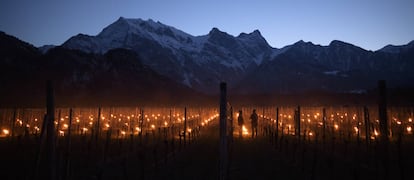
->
[[0, 0, 413, 51]]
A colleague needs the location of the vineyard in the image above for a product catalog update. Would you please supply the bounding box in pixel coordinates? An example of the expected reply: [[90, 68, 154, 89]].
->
[[1, 82, 414, 180]]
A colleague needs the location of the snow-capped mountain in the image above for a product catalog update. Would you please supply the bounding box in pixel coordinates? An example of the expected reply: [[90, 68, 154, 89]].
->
[[62, 17, 414, 94], [63, 17, 276, 92], [3, 17, 413, 97]]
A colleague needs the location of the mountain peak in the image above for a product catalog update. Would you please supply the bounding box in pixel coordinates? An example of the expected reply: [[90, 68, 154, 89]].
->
[[207, 27, 234, 42], [328, 40, 367, 52], [379, 40, 414, 53], [209, 27, 224, 35], [294, 40, 311, 45], [117, 16, 126, 21], [238, 29, 262, 38], [236, 29, 271, 50], [329, 40, 353, 47], [252, 29, 261, 35], [115, 16, 143, 24]]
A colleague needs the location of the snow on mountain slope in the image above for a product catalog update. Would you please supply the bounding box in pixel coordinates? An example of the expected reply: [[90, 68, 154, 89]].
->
[[62, 17, 274, 93], [62, 17, 414, 94]]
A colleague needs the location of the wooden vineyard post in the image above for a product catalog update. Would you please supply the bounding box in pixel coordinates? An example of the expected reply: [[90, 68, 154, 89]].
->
[[63, 108, 73, 180], [229, 106, 233, 143], [356, 108, 361, 146], [184, 107, 187, 146], [378, 80, 388, 142], [46, 80, 57, 180], [95, 107, 101, 144], [364, 106, 370, 148], [322, 108, 326, 150], [56, 109, 61, 141], [378, 80, 389, 179], [295, 106, 301, 141], [219, 82, 228, 180], [11, 108, 17, 139], [262, 108, 265, 137], [140, 109, 144, 137], [275, 107, 279, 148]]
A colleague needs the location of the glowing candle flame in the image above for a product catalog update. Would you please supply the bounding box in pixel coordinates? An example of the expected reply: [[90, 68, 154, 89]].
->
[[2, 129, 10, 135], [242, 125, 249, 135], [354, 126, 359, 133], [407, 126, 412, 133], [374, 130, 379, 136]]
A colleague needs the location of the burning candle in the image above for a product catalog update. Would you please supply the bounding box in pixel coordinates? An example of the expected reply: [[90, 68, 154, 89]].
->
[[242, 125, 249, 135], [354, 126, 358, 133], [2, 129, 10, 135], [374, 129, 379, 136]]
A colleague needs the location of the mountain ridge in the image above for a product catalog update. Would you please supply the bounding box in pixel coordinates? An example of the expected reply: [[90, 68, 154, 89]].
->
[[2, 17, 414, 97], [62, 18, 276, 92], [54, 18, 414, 94], [0, 31, 209, 107]]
